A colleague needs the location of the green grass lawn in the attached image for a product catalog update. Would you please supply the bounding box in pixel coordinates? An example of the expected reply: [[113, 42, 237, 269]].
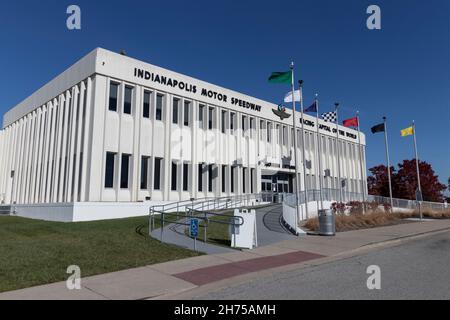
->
[[0, 215, 201, 293]]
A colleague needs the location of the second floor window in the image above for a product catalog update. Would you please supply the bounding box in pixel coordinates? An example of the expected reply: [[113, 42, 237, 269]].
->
[[109, 82, 119, 111], [143, 90, 151, 118], [156, 94, 163, 121], [124, 86, 133, 114], [184, 101, 190, 126], [172, 98, 179, 124]]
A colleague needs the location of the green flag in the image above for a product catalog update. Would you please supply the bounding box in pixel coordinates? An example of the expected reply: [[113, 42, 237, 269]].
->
[[268, 71, 292, 84]]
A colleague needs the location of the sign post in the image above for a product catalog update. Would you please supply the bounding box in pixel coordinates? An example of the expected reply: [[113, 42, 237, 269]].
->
[[190, 218, 199, 251]]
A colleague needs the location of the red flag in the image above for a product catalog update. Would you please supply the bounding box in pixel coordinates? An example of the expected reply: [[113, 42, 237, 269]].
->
[[343, 117, 359, 128]]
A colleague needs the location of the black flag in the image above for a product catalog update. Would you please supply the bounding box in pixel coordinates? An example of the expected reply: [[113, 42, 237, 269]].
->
[[371, 123, 385, 134]]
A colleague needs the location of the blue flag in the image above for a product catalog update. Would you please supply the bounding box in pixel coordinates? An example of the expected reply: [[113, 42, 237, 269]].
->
[[304, 101, 317, 113]]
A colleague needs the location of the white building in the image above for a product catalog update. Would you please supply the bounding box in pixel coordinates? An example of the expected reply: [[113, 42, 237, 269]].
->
[[0, 48, 367, 221]]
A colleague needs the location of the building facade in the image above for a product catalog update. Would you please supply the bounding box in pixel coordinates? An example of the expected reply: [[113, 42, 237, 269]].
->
[[0, 48, 367, 219]]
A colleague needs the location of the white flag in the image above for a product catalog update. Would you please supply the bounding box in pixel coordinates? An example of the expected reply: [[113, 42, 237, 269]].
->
[[284, 90, 301, 103]]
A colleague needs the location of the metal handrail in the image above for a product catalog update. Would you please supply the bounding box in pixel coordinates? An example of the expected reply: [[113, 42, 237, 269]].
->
[[282, 188, 447, 212]]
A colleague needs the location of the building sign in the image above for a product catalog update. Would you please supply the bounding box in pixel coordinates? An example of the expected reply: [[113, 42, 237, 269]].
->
[[272, 104, 291, 120], [134, 67, 262, 112], [300, 118, 358, 140]]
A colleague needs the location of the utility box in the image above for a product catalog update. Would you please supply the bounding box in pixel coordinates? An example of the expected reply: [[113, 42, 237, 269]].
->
[[230, 209, 258, 249], [318, 209, 335, 236]]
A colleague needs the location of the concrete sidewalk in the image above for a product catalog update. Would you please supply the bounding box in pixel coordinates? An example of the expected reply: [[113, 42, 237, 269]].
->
[[2, 219, 450, 300]]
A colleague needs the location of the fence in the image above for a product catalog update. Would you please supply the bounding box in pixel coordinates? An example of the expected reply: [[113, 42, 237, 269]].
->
[[283, 188, 448, 212], [148, 192, 277, 237]]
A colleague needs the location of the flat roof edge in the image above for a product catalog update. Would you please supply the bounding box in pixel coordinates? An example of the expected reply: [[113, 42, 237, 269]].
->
[[2, 48, 99, 128]]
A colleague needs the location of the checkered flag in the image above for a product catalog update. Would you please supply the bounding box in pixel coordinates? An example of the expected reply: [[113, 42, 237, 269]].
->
[[321, 111, 337, 122]]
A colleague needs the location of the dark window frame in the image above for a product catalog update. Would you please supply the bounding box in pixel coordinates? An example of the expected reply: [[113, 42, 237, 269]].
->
[[198, 164, 203, 192], [171, 162, 177, 191], [172, 98, 179, 124], [108, 82, 119, 112], [104, 152, 115, 188], [183, 163, 189, 191], [184, 101, 190, 126], [123, 85, 133, 114], [143, 90, 151, 118], [154, 157, 162, 190], [140, 156, 150, 189], [156, 94, 164, 121], [120, 154, 131, 189]]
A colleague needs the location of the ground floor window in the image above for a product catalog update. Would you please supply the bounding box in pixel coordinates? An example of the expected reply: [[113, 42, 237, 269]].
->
[[242, 167, 247, 193], [183, 163, 189, 191], [198, 163, 203, 192], [154, 158, 162, 190], [120, 154, 131, 189], [104, 152, 116, 188], [140, 156, 150, 189], [221, 165, 226, 193], [171, 162, 177, 191], [208, 164, 213, 192], [231, 166, 235, 193]]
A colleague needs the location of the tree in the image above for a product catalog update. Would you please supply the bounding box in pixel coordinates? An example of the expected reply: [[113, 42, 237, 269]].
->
[[367, 164, 395, 197], [367, 159, 447, 202], [394, 159, 446, 202]]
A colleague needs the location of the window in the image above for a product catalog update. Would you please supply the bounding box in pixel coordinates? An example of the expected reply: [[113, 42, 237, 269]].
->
[[143, 90, 151, 118], [230, 166, 235, 193], [250, 118, 255, 138], [104, 152, 115, 188], [156, 94, 163, 121], [230, 113, 235, 131], [120, 154, 131, 189], [183, 163, 189, 191], [172, 98, 179, 124], [154, 157, 162, 190], [221, 165, 226, 193], [198, 105, 204, 129], [242, 168, 246, 193], [208, 107, 214, 130], [184, 101, 190, 126], [171, 162, 177, 191], [260, 120, 265, 140], [251, 168, 255, 193], [198, 164, 203, 192], [124, 86, 133, 114], [221, 111, 227, 133], [109, 82, 119, 111], [140, 156, 149, 189], [283, 126, 288, 146], [242, 115, 247, 136], [208, 164, 213, 192], [267, 123, 272, 142]]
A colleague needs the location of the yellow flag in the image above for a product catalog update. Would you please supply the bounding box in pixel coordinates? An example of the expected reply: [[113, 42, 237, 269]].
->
[[401, 126, 414, 137]]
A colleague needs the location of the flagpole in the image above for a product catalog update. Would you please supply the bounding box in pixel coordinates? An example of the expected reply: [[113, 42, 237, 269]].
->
[[316, 94, 324, 210], [335, 103, 343, 204], [298, 80, 309, 220], [356, 111, 366, 211], [383, 116, 394, 210], [290, 62, 301, 227], [412, 120, 422, 220]]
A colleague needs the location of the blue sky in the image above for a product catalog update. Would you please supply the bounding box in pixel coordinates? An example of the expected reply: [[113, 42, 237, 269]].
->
[[0, 0, 449, 186]]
